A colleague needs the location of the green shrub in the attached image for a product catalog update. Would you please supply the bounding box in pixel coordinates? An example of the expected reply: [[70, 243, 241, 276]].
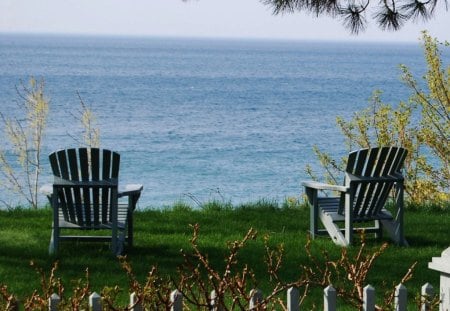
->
[[306, 32, 449, 207]]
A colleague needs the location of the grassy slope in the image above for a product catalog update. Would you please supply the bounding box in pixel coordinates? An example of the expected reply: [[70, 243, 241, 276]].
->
[[0, 206, 448, 307]]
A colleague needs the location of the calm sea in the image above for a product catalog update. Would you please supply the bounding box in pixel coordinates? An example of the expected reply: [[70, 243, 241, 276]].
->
[[0, 34, 428, 208]]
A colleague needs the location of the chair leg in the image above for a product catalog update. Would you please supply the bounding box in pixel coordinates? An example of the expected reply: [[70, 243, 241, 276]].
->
[[307, 188, 319, 239], [49, 228, 58, 255], [374, 220, 383, 240], [127, 210, 134, 247], [50, 193, 60, 255], [380, 219, 409, 246], [344, 193, 353, 246], [344, 220, 353, 246], [319, 213, 350, 247]]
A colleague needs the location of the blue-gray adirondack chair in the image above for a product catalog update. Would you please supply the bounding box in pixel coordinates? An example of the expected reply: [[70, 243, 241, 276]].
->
[[302, 146, 408, 246], [41, 148, 143, 255]]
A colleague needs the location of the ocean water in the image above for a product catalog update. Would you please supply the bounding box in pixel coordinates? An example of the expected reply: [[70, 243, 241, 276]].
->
[[0, 34, 429, 208]]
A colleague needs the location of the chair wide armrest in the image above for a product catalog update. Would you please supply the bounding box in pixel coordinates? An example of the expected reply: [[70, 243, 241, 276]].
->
[[40, 184, 53, 196], [302, 181, 348, 193], [346, 173, 405, 183], [118, 184, 143, 197]]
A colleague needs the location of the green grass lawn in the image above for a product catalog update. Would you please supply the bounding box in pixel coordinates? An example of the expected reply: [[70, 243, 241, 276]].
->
[[0, 203, 448, 308]]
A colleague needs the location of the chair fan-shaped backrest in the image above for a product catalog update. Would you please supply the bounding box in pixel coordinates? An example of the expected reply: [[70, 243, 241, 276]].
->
[[49, 148, 120, 226], [338, 147, 407, 219]]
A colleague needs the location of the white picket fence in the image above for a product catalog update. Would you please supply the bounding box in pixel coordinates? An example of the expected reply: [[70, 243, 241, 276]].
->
[[46, 282, 437, 310], [17, 247, 450, 310]]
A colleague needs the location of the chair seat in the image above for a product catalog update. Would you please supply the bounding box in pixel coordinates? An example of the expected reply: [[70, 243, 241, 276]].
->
[[56, 204, 130, 230], [317, 197, 394, 222], [57, 219, 127, 230]]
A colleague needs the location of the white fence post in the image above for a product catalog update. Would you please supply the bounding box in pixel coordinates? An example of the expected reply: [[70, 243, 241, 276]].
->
[[130, 292, 142, 311], [421, 283, 434, 311], [210, 290, 224, 311], [287, 287, 300, 311], [170, 289, 183, 311], [428, 247, 450, 311], [395, 283, 407, 311], [249, 289, 263, 310], [324, 285, 336, 311], [89, 292, 102, 311], [48, 293, 60, 311], [363, 285, 375, 311]]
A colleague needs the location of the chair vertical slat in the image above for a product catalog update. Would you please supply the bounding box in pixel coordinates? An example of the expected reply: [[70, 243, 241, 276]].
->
[[91, 148, 101, 223], [57, 150, 70, 180], [67, 148, 80, 180], [79, 148, 93, 226], [57, 150, 76, 223], [352, 148, 376, 217], [347, 151, 357, 173], [364, 148, 390, 217], [364, 147, 380, 176], [79, 148, 90, 181], [389, 148, 408, 175], [338, 149, 362, 214], [111, 152, 120, 226], [369, 148, 398, 215], [68, 149, 85, 226], [103, 149, 112, 179], [374, 148, 407, 217], [49, 153, 61, 178], [353, 148, 369, 175], [381, 147, 398, 175], [91, 148, 100, 181], [49, 153, 69, 221], [102, 150, 112, 222], [112, 152, 120, 179]]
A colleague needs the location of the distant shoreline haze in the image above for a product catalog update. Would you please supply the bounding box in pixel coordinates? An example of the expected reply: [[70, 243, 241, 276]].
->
[[0, 34, 443, 208]]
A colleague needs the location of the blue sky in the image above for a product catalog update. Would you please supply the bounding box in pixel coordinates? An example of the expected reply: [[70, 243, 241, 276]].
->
[[1, 0, 448, 42]]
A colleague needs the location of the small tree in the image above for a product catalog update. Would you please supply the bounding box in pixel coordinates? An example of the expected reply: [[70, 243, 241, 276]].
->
[[0, 78, 49, 209], [400, 32, 449, 204], [306, 32, 449, 207], [68, 92, 100, 148]]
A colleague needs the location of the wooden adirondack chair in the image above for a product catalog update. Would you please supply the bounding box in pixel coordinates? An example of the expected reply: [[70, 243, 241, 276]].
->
[[302, 146, 408, 246], [41, 148, 143, 255]]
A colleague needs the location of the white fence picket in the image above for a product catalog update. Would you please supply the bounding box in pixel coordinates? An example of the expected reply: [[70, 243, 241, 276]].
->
[[363, 284, 375, 311], [170, 289, 183, 311], [249, 288, 263, 309], [210, 289, 224, 311], [48, 293, 60, 311], [129, 292, 142, 311], [395, 283, 407, 311], [421, 283, 434, 311], [89, 292, 101, 311], [324, 285, 337, 311], [287, 287, 300, 311]]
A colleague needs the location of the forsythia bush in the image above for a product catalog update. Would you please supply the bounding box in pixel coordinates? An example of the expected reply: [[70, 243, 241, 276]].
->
[[306, 32, 449, 208]]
